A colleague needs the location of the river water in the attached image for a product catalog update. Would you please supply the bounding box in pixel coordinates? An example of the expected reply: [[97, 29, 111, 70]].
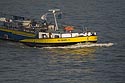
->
[[0, 0, 125, 83]]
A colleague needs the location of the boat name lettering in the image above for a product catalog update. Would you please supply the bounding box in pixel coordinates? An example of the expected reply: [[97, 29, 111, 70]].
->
[[58, 39, 70, 41]]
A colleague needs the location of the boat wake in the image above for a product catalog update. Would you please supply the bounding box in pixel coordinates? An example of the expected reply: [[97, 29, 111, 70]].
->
[[43, 43, 114, 49]]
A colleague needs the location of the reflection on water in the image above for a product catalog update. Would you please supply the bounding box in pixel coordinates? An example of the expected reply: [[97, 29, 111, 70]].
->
[[39, 47, 98, 83], [49, 47, 96, 56], [44, 47, 97, 62]]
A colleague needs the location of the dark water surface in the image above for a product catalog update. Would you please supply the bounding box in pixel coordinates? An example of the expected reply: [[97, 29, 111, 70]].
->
[[0, 0, 125, 83]]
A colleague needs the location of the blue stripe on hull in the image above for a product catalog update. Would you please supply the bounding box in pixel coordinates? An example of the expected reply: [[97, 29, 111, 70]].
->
[[0, 30, 34, 41]]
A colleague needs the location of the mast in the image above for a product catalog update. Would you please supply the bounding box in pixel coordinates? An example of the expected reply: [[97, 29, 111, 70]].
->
[[48, 9, 60, 31]]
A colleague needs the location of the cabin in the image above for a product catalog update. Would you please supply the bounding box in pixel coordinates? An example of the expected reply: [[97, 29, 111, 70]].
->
[[38, 31, 97, 39]]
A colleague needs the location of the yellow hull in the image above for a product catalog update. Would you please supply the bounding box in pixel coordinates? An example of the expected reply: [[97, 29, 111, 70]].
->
[[0, 27, 35, 37], [20, 36, 97, 47]]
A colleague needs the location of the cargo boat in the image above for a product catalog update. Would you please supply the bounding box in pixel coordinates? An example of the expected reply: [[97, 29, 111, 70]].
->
[[0, 9, 97, 47]]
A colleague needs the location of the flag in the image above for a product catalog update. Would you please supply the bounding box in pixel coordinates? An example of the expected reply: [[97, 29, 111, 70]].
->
[[57, 13, 62, 19], [41, 14, 47, 20]]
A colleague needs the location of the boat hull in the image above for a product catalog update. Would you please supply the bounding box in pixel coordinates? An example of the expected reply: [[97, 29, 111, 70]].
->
[[0, 27, 35, 41], [20, 36, 97, 47]]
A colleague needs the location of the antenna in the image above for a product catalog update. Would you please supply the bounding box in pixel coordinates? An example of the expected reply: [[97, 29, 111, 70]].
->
[[48, 9, 60, 13]]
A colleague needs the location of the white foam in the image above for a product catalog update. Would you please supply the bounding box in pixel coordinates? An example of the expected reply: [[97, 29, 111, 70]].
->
[[43, 43, 114, 49]]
